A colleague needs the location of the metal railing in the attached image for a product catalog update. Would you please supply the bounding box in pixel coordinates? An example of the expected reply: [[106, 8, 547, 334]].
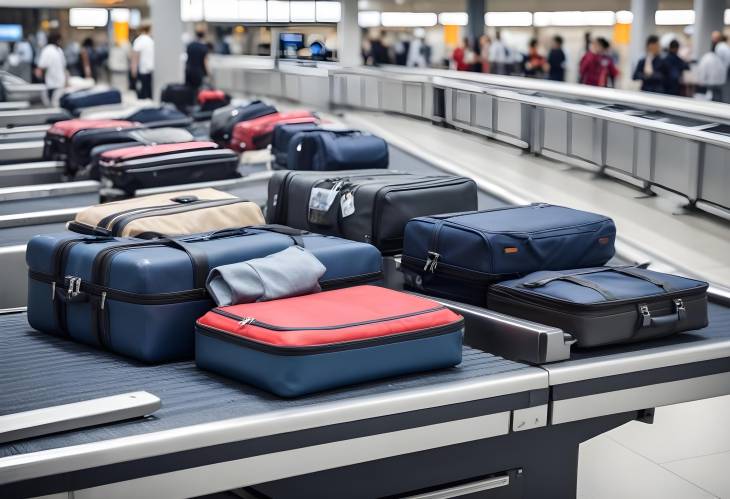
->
[[210, 59, 730, 218]]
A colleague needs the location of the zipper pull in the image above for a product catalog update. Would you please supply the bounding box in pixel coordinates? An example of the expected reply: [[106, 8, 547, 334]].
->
[[639, 304, 651, 327], [51, 281, 56, 301], [100, 291, 107, 310], [238, 317, 256, 327], [424, 251, 440, 273]]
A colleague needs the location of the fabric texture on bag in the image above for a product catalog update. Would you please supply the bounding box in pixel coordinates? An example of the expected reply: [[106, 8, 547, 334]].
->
[[206, 246, 326, 306]]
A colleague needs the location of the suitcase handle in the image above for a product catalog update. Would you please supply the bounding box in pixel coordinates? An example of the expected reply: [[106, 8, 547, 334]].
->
[[637, 299, 687, 333]]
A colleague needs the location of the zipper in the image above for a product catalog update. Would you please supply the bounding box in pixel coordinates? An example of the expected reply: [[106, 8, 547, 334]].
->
[[489, 283, 707, 310], [109, 199, 245, 235], [30, 270, 208, 305], [211, 304, 447, 331], [401, 255, 504, 282], [197, 318, 463, 356], [102, 156, 235, 176]]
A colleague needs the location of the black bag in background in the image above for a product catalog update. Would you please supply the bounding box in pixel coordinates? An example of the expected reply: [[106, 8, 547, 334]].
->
[[161, 83, 197, 113], [209, 101, 278, 147], [266, 170, 478, 254]]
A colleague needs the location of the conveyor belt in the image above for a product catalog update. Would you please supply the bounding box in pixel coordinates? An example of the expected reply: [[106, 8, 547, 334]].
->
[[0, 192, 95, 216], [0, 222, 67, 246], [0, 311, 529, 458]]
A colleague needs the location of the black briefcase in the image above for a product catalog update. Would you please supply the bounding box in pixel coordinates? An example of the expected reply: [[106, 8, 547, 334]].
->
[[265, 170, 478, 254]]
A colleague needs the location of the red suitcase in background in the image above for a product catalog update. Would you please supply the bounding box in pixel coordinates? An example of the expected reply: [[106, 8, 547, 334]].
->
[[197, 89, 230, 112], [230, 110, 317, 153]]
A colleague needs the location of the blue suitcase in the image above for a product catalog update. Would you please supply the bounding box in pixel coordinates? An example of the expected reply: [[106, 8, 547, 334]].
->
[[488, 266, 708, 347], [288, 130, 389, 171], [60, 88, 122, 115], [271, 122, 322, 169], [401, 204, 616, 305], [125, 105, 191, 128], [26, 226, 383, 363]]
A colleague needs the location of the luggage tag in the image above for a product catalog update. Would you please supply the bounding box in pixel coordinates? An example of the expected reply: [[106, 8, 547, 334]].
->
[[340, 191, 355, 218], [309, 181, 344, 226]]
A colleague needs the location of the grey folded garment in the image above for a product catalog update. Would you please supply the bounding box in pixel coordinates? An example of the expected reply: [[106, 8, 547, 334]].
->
[[206, 246, 327, 306]]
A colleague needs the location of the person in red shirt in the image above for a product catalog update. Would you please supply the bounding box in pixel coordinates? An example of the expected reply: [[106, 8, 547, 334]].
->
[[579, 37, 619, 87], [452, 37, 471, 71]]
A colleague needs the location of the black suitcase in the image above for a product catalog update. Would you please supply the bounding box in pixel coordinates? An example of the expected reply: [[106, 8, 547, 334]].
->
[[161, 83, 196, 113], [488, 266, 709, 348], [99, 141, 241, 194], [266, 170, 478, 254], [209, 101, 277, 146]]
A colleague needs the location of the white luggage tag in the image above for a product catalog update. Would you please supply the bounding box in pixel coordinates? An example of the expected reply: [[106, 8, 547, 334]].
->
[[309, 180, 344, 212], [340, 191, 355, 217]]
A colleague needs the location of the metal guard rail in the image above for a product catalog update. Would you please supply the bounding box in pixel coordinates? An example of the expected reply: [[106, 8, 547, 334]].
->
[[210, 61, 730, 218]]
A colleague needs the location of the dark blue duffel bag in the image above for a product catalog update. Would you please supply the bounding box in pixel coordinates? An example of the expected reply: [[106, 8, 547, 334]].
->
[[488, 266, 708, 347], [60, 88, 122, 115], [26, 226, 383, 363], [125, 105, 190, 127], [288, 130, 389, 171], [401, 203, 616, 305], [271, 122, 322, 169]]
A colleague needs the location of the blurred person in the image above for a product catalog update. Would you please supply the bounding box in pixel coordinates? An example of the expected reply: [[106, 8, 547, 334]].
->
[[452, 37, 471, 71], [64, 39, 80, 76], [367, 33, 390, 66], [633, 35, 666, 93], [579, 37, 618, 87], [664, 39, 689, 96], [11, 37, 33, 81], [489, 31, 509, 75], [697, 40, 727, 101], [35, 31, 67, 104], [185, 28, 209, 91], [407, 29, 429, 68], [79, 38, 99, 81], [523, 38, 546, 78], [479, 35, 491, 73], [712, 32, 730, 102], [131, 23, 154, 100], [394, 34, 409, 66], [546, 35, 566, 81]]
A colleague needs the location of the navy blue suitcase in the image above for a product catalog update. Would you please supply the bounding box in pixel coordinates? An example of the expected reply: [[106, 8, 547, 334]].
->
[[60, 88, 122, 115], [488, 266, 708, 347], [401, 204, 616, 305], [125, 106, 191, 128], [26, 226, 383, 363], [288, 130, 389, 171], [271, 122, 322, 169]]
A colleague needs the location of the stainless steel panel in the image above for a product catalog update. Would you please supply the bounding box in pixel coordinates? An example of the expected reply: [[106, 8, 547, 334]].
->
[[404, 475, 511, 499], [0, 392, 161, 445], [570, 114, 597, 163], [283, 74, 300, 101], [404, 83, 423, 117], [542, 108, 568, 154], [473, 94, 493, 130], [652, 133, 700, 198], [299, 75, 330, 108], [382, 80, 404, 113], [497, 100, 525, 139], [0, 246, 26, 309], [700, 144, 730, 208], [552, 371, 730, 424], [346, 75, 362, 107], [635, 128, 653, 179], [363, 77, 380, 109], [605, 122, 635, 174], [454, 90, 472, 124], [72, 413, 512, 499]]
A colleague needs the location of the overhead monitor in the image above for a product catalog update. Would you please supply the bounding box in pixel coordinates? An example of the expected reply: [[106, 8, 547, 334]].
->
[[279, 32, 304, 59]]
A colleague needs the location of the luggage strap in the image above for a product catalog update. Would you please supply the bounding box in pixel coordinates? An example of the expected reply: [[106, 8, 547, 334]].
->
[[522, 265, 673, 299]]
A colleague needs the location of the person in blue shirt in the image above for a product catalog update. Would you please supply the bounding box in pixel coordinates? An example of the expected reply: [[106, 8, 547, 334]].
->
[[546, 35, 567, 81], [185, 29, 209, 91], [633, 35, 667, 93]]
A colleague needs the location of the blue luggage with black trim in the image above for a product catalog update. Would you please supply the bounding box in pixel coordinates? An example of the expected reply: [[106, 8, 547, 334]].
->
[[488, 266, 708, 347], [401, 204, 616, 305], [288, 129, 389, 171], [26, 226, 383, 363], [60, 88, 122, 115]]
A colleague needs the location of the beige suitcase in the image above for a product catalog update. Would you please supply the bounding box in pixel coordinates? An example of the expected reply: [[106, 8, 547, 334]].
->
[[68, 188, 265, 238]]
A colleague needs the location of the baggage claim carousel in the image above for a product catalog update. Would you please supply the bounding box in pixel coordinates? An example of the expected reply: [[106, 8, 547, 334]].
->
[[1, 144, 730, 499]]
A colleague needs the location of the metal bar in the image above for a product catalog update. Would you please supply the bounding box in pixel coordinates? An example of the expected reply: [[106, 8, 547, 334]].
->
[[404, 475, 511, 499], [0, 392, 161, 445], [0, 180, 99, 202]]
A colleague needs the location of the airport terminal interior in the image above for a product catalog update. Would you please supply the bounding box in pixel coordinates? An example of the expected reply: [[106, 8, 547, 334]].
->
[[1, 0, 730, 498]]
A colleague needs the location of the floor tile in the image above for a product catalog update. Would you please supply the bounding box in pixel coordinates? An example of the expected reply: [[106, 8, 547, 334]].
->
[[607, 395, 730, 464], [664, 452, 730, 499], [577, 435, 716, 499]]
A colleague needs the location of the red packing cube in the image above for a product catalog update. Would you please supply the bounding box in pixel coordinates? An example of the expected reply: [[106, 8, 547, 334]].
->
[[195, 285, 464, 397], [230, 110, 317, 153]]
